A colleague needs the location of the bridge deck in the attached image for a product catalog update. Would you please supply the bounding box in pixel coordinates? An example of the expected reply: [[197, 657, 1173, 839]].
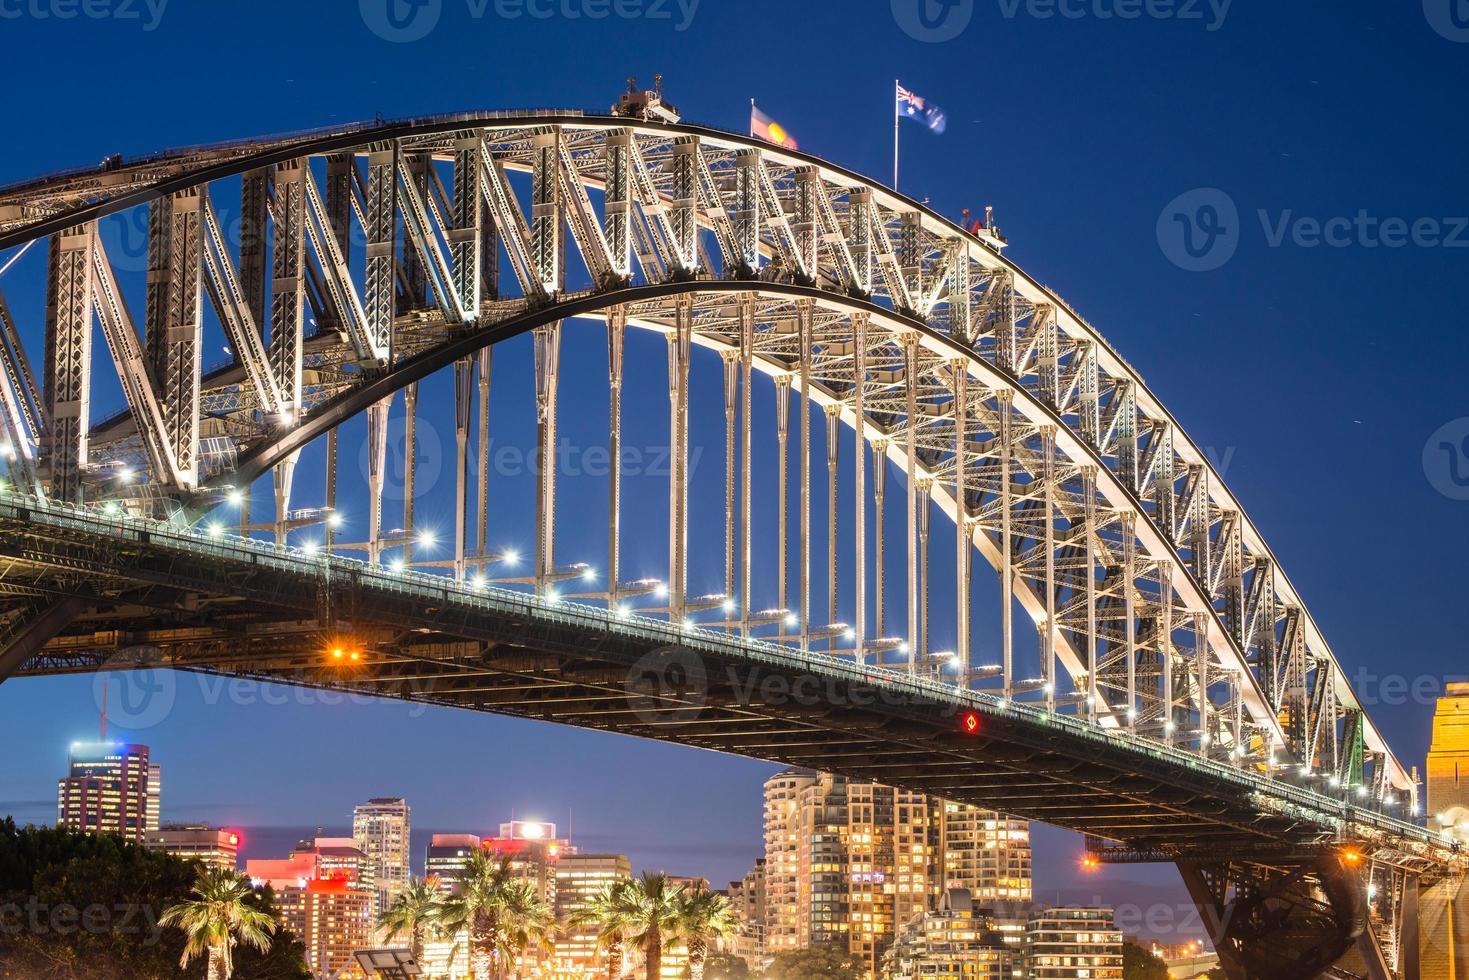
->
[[0, 492, 1457, 877]]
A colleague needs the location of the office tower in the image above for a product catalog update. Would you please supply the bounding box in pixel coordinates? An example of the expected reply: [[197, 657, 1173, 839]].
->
[[554, 853, 632, 974], [1023, 907, 1124, 979], [423, 823, 573, 977], [143, 823, 240, 869], [56, 741, 159, 842], [882, 888, 1015, 979], [425, 832, 482, 887], [245, 838, 375, 980], [353, 797, 411, 913], [484, 820, 571, 908]]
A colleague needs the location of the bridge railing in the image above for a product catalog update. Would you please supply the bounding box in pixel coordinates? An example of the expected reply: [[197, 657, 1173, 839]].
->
[[0, 487, 1456, 860]]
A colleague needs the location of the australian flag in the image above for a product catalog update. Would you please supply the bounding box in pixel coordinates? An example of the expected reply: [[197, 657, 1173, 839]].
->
[[897, 84, 947, 135]]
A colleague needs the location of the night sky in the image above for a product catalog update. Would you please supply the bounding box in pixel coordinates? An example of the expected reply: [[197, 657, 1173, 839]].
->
[[2, 0, 1467, 929]]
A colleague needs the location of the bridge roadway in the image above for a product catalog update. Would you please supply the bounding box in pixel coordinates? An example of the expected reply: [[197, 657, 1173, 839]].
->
[[0, 490, 1457, 878]]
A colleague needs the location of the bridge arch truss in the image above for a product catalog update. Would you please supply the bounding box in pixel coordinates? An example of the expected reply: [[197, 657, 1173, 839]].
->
[[0, 110, 1412, 806]]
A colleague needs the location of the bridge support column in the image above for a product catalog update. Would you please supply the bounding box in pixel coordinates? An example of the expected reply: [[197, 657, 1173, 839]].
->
[[1042, 425, 1056, 712], [367, 397, 391, 566], [797, 301, 813, 650], [608, 308, 624, 608], [535, 322, 561, 594], [872, 437, 887, 645], [738, 299, 753, 636], [998, 390, 1014, 699], [476, 348, 491, 564], [1178, 856, 1371, 980], [272, 452, 297, 547], [324, 428, 338, 553], [453, 358, 472, 580], [918, 478, 931, 659], [775, 375, 790, 638], [1123, 510, 1138, 728], [824, 403, 839, 647], [1418, 874, 1469, 979], [666, 299, 691, 619], [953, 360, 969, 677], [723, 351, 737, 627], [904, 335, 919, 671], [402, 381, 418, 565]]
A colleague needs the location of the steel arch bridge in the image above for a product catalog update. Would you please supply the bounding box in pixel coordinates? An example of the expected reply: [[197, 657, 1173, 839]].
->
[[0, 93, 1462, 978]]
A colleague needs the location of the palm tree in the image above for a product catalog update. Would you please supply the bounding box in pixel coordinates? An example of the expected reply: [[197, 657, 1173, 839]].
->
[[674, 887, 736, 980], [377, 876, 445, 964], [493, 878, 554, 978], [618, 873, 686, 980], [159, 865, 276, 980], [440, 850, 554, 980], [568, 880, 637, 980]]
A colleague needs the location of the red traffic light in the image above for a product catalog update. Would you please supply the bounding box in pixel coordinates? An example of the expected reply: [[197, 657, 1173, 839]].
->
[[961, 712, 981, 735]]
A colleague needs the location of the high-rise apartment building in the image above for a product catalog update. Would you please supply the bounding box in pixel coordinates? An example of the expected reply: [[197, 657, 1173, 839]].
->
[[847, 782, 934, 977], [352, 797, 411, 913], [1023, 907, 1124, 979], [554, 852, 632, 974], [762, 769, 1031, 977], [938, 803, 1032, 903], [56, 741, 159, 842], [882, 888, 1015, 979], [143, 823, 239, 869], [724, 859, 766, 965], [764, 769, 850, 953]]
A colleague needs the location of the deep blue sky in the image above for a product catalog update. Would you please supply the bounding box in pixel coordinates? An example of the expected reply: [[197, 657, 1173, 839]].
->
[[2, 0, 1467, 928]]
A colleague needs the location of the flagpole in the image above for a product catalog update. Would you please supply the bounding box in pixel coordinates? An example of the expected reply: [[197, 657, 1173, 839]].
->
[[750, 97, 755, 137], [893, 79, 900, 190]]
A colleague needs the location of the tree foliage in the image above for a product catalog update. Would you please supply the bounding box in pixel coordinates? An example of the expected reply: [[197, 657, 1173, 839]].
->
[[1122, 941, 1170, 980], [701, 952, 749, 979], [0, 817, 309, 979], [760, 945, 865, 980]]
